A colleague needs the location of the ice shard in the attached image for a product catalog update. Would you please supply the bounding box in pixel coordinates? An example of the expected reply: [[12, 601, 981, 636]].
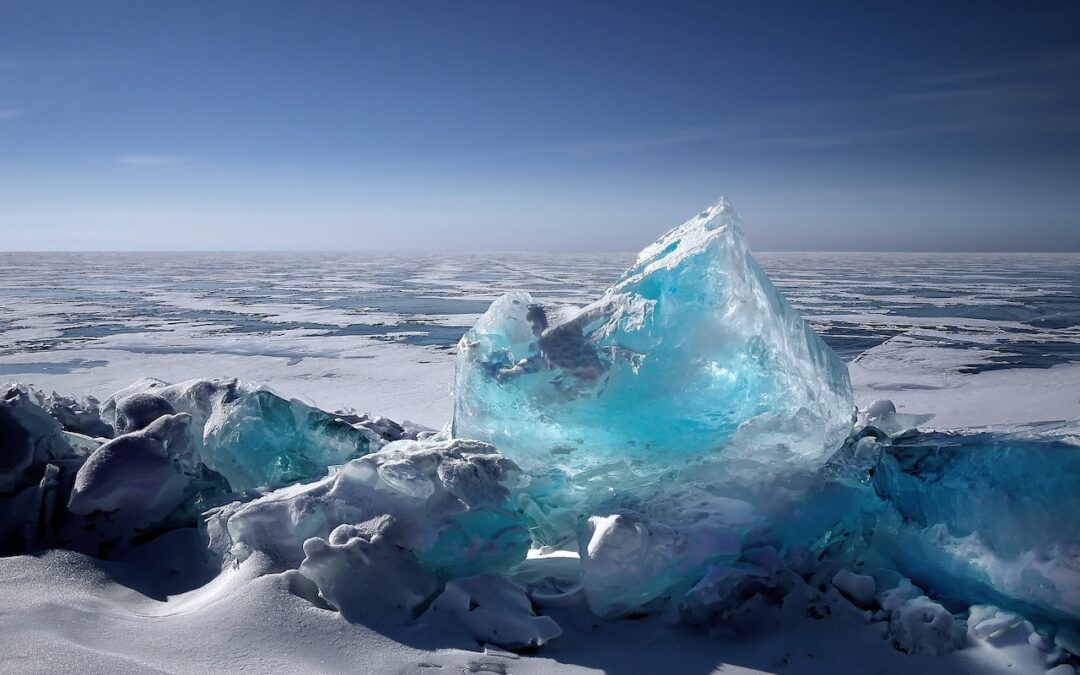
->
[[453, 198, 853, 477]]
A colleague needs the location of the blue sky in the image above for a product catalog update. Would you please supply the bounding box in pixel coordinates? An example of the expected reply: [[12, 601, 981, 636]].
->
[[1, 1, 1078, 251]]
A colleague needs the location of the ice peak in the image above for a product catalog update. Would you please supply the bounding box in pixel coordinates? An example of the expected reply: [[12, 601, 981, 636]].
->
[[699, 195, 739, 231], [625, 197, 745, 286]]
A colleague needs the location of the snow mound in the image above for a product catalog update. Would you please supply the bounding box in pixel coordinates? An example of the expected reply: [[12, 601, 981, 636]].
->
[[68, 413, 193, 526], [205, 436, 529, 576]]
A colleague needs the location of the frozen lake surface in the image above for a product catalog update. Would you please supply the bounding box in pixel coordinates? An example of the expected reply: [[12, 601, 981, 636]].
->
[[2, 249, 1080, 675], [1, 251, 1078, 428]]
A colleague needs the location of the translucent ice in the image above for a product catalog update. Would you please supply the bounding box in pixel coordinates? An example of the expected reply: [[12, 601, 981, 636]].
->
[[104, 378, 391, 490], [453, 198, 853, 477], [868, 430, 1080, 620], [579, 500, 758, 618]]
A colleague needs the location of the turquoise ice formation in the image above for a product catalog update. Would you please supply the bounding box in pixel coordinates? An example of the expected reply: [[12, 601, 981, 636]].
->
[[103, 378, 393, 490], [453, 198, 853, 476], [867, 428, 1080, 621]]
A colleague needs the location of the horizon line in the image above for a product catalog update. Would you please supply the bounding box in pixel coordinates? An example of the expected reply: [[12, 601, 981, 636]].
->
[[1, 248, 1079, 255]]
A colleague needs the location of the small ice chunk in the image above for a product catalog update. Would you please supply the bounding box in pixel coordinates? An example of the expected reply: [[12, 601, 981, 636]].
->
[[968, 605, 1030, 644], [114, 393, 175, 435], [299, 517, 437, 623], [880, 580, 959, 656], [864, 399, 896, 418], [579, 511, 691, 618], [426, 574, 562, 649], [858, 399, 934, 437], [831, 569, 876, 607], [679, 563, 773, 625]]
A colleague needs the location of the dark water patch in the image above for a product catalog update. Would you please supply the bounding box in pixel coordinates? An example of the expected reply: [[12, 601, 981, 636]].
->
[[59, 325, 153, 339], [323, 296, 493, 315], [0, 358, 109, 375], [813, 322, 907, 361], [1024, 312, 1080, 330], [327, 322, 468, 347], [959, 341, 1080, 374], [885, 304, 1042, 323], [167, 309, 335, 334]]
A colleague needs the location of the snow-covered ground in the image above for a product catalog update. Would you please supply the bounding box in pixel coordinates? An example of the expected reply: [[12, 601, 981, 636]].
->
[[3, 546, 1058, 675]]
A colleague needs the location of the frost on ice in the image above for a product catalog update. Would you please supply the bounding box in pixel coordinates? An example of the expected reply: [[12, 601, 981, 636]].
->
[[205, 437, 528, 578], [453, 197, 853, 478]]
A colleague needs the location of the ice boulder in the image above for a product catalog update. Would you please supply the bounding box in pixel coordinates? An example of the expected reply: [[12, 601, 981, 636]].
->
[[578, 497, 760, 618], [68, 413, 194, 527], [298, 516, 438, 623], [113, 392, 176, 435], [104, 378, 391, 490], [453, 198, 853, 478]]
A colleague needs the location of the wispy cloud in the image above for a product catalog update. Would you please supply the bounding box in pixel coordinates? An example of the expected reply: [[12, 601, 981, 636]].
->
[[114, 154, 191, 168], [745, 125, 951, 149], [0, 107, 23, 121], [542, 125, 734, 155], [916, 48, 1080, 87], [745, 110, 1080, 149], [893, 78, 1078, 105], [532, 47, 1080, 157]]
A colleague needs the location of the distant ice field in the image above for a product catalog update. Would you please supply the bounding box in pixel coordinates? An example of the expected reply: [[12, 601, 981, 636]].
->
[[1, 251, 1077, 429]]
